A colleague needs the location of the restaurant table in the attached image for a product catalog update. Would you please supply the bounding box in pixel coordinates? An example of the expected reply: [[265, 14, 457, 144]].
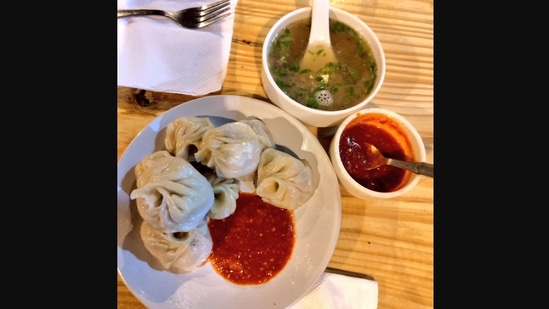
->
[[117, 0, 433, 308]]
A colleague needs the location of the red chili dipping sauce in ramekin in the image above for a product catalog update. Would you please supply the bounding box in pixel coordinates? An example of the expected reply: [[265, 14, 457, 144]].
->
[[208, 192, 295, 285], [338, 112, 415, 192]]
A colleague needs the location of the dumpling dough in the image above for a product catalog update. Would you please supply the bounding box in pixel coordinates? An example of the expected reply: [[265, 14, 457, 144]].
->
[[164, 117, 214, 160], [131, 151, 214, 233], [256, 148, 315, 210], [205, 173, 240, 219], [240, 118, 276, 149], [195, 121, 263, 179], [140, 219, 212, 273]]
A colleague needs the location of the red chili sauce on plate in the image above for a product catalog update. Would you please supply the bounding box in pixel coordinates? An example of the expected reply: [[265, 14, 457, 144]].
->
[[339, 114, 409, 192], [207, 192, 295, 285]]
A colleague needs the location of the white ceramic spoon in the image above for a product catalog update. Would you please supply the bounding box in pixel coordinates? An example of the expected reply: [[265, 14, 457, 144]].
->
[[300, 0, 337, 73]]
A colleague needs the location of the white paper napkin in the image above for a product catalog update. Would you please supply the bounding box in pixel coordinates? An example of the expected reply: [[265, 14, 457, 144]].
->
[[289, 272, 378, 309], [117, 0, 237, 95]]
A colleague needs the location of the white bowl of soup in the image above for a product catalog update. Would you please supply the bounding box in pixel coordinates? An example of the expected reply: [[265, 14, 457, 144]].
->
[[261, 7, 386, 128]]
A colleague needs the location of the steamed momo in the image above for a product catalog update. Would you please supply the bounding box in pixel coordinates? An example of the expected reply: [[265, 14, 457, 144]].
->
[[164, 117, 214, 160], [140, 219, 212, 273], [130, 151, 214, 233], [205, 173, 239, 219], [256, 148, 315, 210], [240, 118, 276, 149], [194, 121, 264, 179]]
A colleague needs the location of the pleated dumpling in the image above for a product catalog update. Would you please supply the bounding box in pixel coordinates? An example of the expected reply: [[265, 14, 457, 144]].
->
[[131, 151, 214, 233], [240, 118, 276, 149], [140, 219, 212, 273], [205, 173, 240, 219], [255, 148, 315, 210], [164, 117, 214, 160], [195, 121, 263, 179]]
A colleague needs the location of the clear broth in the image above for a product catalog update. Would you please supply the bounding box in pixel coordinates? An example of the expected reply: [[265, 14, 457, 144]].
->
[[268, 19, 378, 111]]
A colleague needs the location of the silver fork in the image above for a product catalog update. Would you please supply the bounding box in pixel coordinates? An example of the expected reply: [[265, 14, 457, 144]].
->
[[117, 0, 231, 29]]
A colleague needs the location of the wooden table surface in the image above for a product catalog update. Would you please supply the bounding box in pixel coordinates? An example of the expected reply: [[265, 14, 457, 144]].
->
[[117, 0, 433, 308]]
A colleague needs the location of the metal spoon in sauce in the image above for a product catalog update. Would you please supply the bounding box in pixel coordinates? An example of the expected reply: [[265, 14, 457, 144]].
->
[[300, 0, 337, 74], [364, 143, 434, 177]]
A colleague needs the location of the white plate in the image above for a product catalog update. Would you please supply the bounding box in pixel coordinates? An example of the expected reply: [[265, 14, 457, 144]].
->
[[117, 95, 341, 308]]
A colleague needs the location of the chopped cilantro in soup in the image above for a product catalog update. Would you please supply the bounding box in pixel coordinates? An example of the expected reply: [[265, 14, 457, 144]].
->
[[268, 19, 378, 111]]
